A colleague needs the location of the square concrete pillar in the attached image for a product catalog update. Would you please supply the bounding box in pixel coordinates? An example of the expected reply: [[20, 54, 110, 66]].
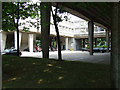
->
[[28, 34, 34, 52], [14, 31, 22, 49], [82, 39, 85, 48], [106, 30, 110, 53], [0, 33, 1, 89], [94, 38, 97, 47], [111, 2, 120, 89], [65, 37, 68, 50], [1, 32, 7, 52], [0, 32, 2, 54], [72, 38, 76, 51], [0, 32, 1, 90], [88, 21, 94, 55], [75, 39, 82, 50], [79, 39, 82, 49]]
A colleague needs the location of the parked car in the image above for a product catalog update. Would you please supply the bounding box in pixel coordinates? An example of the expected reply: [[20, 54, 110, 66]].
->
[[93, 47, 105, 53], [81, 48, 88, 51], [23, 47, 42, 52], [35, 46, 42, 52], [88, 47, 111, 53], [23, 48, 29, 52], [3, 48, 22, 56]]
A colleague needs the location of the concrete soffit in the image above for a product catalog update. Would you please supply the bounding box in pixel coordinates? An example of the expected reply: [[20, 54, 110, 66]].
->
[[51, 2, 111, 30]]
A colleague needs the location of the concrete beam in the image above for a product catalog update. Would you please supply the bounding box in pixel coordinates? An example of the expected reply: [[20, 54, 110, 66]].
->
[[88, 21, 94, 55], [111, 2, 120, 89], [51, 2, 110, 29]]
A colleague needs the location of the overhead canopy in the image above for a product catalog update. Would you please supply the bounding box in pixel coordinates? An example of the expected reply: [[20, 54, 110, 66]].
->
[[52, 2, 112, 30]]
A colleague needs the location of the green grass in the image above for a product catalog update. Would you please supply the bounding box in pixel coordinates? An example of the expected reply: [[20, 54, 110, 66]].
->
[[2, 55, 111, 88]]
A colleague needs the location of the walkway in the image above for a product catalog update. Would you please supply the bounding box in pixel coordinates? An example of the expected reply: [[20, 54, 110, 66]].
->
[[21, 51, 110, 64]]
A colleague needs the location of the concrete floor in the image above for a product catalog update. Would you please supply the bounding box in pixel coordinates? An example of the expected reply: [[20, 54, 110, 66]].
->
[[21, 51, 110, 64]]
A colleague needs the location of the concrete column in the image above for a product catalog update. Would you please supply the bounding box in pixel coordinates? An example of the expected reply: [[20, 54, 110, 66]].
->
[[106, 30, 109, 52], [82, 39, 85, 48], [14, 31, 17, 49], [41, 2, 50, 58], [72, 38, 76, 51], [80, 39, 82, 49], [0, 32, 2, 54], [19, 32, 22, 49], [52, 37, 55, 47], [88, 21, 94, 55], [0, 32, 1, 90], [111, 3, 120, 89], [65, 37, 68, 50], [0, 2, 2, 89], [55, 37, 57, 50], [14, 31, 22, 49], [1, 32, 7, 52], [95, 38, 97, 47], [28, 34, 33, 52]]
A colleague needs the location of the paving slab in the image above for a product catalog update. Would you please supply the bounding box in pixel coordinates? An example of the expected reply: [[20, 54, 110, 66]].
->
[[21, 51, 110, 64]]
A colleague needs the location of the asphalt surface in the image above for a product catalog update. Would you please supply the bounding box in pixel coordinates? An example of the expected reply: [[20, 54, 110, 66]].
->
[[21, 51, 110, 64]]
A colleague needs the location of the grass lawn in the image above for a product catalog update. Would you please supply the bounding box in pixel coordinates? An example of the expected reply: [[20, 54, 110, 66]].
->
[[2, 55, 111, 88]]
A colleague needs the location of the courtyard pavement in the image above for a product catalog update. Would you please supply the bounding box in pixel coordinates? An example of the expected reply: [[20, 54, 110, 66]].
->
[[21, 51, 110, 64]]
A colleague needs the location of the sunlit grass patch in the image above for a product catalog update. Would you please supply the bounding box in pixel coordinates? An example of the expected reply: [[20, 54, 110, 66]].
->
[[2, 55, 110, 88]]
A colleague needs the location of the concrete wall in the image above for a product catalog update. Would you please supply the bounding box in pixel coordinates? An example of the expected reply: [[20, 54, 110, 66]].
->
[[75, 39, 82, 50], [20, 33, 36, 51], [6, 32, 14, 49], [60, 37, 66, 50], [21, 33, 29, 51]]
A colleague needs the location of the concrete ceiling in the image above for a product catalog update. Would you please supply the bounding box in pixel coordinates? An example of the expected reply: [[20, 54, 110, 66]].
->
[[52, 2, 112, 30]]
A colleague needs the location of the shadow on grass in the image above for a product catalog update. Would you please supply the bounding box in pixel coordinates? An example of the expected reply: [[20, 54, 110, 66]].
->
[[2, 55, 110, 88]]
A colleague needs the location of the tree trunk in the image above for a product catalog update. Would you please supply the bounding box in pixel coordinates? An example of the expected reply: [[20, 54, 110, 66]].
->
[[51, 5, 62, 61], [54, 21, 62, 60], [41, 2, 50, 58], [17, 2, 20, 56]]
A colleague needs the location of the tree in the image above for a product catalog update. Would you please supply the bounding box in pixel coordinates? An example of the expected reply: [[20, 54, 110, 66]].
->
[[2, 2, 20, 56], [50, 4, 69, 61], [51, 4, 62, 61], [2, 2, 40, 56]]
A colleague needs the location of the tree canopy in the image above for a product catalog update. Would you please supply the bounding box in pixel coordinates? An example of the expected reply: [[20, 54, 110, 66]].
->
[[2, 2, 40, 31]]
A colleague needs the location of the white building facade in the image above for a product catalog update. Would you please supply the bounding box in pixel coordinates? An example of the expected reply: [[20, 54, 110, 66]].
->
[[0, 14, 107, 52]]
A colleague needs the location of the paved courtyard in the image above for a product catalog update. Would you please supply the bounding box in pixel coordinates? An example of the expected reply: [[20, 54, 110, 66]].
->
[[21, 51, 110, 64]]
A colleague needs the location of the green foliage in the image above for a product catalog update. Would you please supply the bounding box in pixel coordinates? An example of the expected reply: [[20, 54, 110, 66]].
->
[[97, 38, 106, 46], [96, 45, 107, 48], [36, 40, 41, 47], [2, 2, 41, 31], [57, 7, 67, 13]]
